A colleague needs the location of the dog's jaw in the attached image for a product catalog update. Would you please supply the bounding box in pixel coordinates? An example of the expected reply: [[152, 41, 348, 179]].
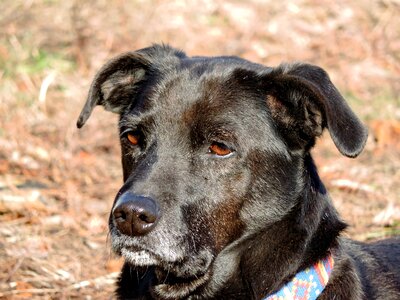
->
[[152, 268, 212, 299], [151, 250, 216, 299], [117, 240, 216, 299], [119, 248, 215, 299]]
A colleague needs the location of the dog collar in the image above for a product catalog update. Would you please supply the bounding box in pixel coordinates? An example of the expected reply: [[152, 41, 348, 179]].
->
[[264, 254, 334, 300]]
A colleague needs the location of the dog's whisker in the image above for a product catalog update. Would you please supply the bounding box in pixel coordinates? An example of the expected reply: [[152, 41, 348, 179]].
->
[[134, 268, 139, 285], [163, 267, 169, 284]]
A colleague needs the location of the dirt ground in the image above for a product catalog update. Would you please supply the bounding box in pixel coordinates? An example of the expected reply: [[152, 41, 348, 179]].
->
[[0, 0, 399, 299]]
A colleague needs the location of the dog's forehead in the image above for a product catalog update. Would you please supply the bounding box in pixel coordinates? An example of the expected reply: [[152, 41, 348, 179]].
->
[[146, 59, 262, 124]]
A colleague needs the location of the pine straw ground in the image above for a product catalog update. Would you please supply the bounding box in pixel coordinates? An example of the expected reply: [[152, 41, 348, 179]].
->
[[0, 1, 399, 299]]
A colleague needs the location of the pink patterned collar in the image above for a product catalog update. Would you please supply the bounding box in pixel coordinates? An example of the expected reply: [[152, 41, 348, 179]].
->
[[264, 254, 334, 300]]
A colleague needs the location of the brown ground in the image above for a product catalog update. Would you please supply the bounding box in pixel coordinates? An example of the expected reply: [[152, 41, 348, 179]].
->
[[0, 1, 399, 299]]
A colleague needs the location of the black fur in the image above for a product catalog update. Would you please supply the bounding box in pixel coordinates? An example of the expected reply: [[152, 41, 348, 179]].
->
[[78, 44, 400, 299]]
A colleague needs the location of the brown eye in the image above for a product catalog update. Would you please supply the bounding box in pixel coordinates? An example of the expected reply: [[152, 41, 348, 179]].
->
[[127, 132, 140, 146], [209, 142, 233, 156]]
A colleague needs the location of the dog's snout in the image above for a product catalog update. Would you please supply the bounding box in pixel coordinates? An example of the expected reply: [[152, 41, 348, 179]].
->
[[112, 192, 161, 236]]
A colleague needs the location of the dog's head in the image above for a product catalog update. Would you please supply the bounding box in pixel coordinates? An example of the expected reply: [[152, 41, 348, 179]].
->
[[78, 45, 367, 298]]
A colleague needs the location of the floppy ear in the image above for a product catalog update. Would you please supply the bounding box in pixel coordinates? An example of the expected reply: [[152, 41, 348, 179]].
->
[[263, 63, 368, 157], [76, 52, 150, 128]]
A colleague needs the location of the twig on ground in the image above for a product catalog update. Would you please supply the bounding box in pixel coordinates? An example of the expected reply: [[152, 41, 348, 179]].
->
[[0, 272, 119, 297]]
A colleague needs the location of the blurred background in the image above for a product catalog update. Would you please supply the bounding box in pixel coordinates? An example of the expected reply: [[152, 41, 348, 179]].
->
[[0, 0, 399, 298]]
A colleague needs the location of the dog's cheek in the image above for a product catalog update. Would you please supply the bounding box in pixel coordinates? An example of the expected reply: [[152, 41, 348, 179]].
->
[[209, 197, 245, 252], [204, 170, 250, 252], [183, 195, 245, 255], [241, 149, 303, 227]]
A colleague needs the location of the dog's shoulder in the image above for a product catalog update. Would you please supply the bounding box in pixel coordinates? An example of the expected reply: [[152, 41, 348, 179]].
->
[[322, 238, 400, 299]]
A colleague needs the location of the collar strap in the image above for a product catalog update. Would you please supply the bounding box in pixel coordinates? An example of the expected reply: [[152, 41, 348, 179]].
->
[[264, 254, 334, 300]]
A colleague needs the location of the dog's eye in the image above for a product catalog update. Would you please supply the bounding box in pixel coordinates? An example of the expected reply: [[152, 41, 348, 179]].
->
[[126, 132, 141, 146], [208, 142, 233, 157]]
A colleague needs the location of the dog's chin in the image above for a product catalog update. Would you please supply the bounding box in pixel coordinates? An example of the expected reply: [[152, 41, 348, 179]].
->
[[121, 248, 160, 267], [120, 247, 214, 299]]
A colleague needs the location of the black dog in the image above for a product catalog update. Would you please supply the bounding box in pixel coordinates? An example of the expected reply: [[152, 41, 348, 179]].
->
[[77, 44, 400, 299]]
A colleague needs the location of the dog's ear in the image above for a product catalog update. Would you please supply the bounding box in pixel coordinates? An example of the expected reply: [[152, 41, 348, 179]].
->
[[76, 52, 150, 128], [263, 63, 368, 157]]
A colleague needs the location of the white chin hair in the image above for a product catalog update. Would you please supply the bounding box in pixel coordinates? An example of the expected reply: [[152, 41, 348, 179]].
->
[[121, 248, 160, 266]]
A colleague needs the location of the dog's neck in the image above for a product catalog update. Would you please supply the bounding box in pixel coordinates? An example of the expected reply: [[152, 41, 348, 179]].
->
[[263, 254, 334, 300]]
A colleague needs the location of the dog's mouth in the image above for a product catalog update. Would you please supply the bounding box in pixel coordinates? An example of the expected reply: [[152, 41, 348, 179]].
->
[[120, 246, 213, 298]]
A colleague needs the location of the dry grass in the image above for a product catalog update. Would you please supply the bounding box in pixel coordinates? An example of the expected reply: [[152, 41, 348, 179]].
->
[[0, 0, 399, 298]]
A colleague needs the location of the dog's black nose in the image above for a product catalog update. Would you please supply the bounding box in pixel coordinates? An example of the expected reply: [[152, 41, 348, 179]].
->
[[112, 192, 161, 236]]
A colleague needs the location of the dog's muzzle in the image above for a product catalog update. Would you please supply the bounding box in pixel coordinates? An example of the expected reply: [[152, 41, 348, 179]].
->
[[112, 192, 161, 236]]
